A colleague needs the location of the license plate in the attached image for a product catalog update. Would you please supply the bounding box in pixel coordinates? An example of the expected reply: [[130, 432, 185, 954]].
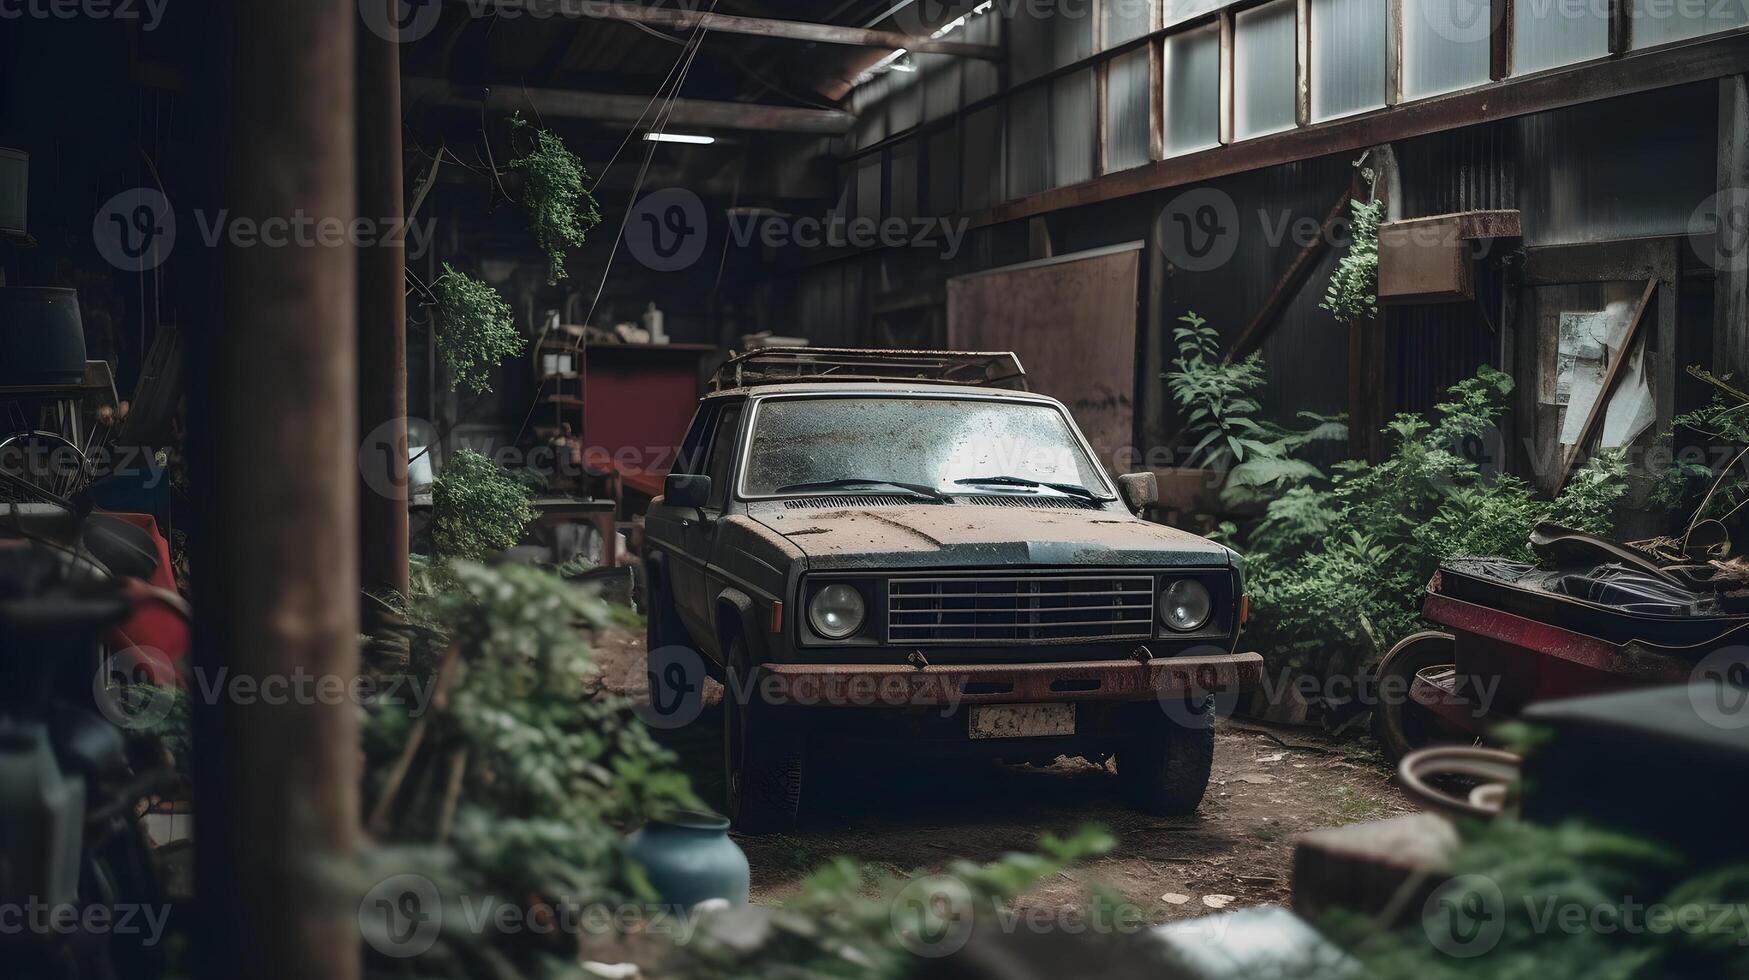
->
[[968, 703, 1076, 739]]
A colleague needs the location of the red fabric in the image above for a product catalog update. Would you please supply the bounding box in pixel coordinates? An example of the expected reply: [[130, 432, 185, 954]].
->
[[98, 513, 189, 685]]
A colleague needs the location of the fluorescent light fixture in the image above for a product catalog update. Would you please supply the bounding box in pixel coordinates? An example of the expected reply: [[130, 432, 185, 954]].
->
[[644, 132, 716, 145]]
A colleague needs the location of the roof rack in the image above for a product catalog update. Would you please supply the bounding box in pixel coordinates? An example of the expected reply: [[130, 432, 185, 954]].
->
[[710, 347, 1028, 392]]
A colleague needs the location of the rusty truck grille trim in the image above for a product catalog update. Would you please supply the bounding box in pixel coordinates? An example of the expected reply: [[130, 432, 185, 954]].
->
[[887, 574, 1156, 645]]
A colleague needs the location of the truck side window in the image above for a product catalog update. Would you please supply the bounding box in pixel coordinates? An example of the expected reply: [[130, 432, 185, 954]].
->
[[673, 404, 718, 476], [704, 404, 743, 510]]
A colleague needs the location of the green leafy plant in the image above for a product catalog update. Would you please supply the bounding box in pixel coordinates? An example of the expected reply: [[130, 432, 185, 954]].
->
[[1240, 367, 1629, 677], [1164, 311, 1346, 507], [1335, 818, 1749, 979], [1322, 170, 1383, 326], [1649, 368, 1749, 525], [434, 264, 524, 394], [509, 113, 602, 284], [429, 448, 534, 561], [359, 560, 702, 978], [672, 825, 1117, 979], [358, 561, 1119, 979]]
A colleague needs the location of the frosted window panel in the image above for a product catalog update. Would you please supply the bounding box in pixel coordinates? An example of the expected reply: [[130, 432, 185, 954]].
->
[[1402, 0, 1491, 98], [1313, 0, 1389, 120], [963, 11, 1002, 103], [1166, 22, 1222, 154], [1053, 6, 1097, 67], [1104, 0, 1156, 46], [1052, 69, 1098, 187], [963, 105, 1004, 210], [1236, 0, 1298, 138], [1008, 88, 1049, 200], [1009, 6, 1055, 83], [851, 75, 888, 149], [1514, 0, 1609, 72], [920, 54, 962, 122], [1106, 46, 1153, 171], [1632, 0, 1749, 48], [887, 67, 922, 134]]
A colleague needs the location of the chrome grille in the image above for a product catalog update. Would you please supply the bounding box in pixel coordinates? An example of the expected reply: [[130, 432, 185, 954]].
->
[[887, 574, 1155, 645]]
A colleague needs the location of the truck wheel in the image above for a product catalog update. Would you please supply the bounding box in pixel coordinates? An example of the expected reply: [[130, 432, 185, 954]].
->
[[1117, 697, 1215, 816], [723, 635, 803, 833]]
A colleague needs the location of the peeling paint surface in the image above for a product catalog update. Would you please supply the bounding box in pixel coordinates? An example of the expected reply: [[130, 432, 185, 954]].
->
[[750, 502, 1232, 570]]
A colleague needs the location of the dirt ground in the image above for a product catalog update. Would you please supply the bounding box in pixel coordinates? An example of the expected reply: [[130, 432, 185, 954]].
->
[[593, 628, 1416, 921]]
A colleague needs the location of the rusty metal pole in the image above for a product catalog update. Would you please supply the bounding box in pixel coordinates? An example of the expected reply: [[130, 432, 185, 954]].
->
[[359, 0, 410, 600], [208, 1, 361, 977]]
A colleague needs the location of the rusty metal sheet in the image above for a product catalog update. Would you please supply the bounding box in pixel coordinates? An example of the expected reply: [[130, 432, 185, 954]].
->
[[947, 244, 1142, 473]]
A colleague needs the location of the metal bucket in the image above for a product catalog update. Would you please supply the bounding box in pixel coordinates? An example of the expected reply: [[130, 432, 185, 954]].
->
[[0, 287, 86, 386]]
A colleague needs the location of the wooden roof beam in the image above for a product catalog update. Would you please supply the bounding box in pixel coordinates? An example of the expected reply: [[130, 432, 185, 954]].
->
[[456, 0, 1004, 58], [402, 77, 856, 134]]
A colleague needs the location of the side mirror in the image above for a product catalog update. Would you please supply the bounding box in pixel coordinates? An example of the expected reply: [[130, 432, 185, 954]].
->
[[664, 472, 711, 509], [1116, 472, 1158, 513]]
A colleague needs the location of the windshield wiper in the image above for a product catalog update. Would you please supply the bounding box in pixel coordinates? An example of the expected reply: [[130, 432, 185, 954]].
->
[[774, 477, 945, 501], [953, 475, 1109, 502]]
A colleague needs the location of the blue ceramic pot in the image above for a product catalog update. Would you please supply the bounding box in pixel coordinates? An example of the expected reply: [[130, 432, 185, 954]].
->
[[624, 810, 749, 909]]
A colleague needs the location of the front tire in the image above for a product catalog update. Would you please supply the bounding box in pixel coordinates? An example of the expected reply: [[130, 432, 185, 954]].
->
[[1117, 698, 1215, 816], [722, 635, 804, 833]]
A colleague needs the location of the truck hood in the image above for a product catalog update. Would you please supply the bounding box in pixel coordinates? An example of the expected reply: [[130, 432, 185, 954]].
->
[[749, 503, 1232, 570]]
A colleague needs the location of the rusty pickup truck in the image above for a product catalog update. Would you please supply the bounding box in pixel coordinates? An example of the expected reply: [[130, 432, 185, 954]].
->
[[641, 348, 1261, 831]]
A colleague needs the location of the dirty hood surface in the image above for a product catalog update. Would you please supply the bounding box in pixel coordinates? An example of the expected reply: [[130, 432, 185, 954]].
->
[[750, 503, 1233, 570]]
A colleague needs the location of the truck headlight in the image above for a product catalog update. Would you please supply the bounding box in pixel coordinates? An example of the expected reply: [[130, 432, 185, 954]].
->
[[1160, 580, 1212, 632], [808, 583, 866, 639]]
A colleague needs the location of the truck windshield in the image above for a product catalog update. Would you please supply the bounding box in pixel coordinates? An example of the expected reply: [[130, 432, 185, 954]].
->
[[741, 396, 1111, 499]]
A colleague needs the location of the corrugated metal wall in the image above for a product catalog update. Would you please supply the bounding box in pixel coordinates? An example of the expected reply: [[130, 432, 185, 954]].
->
[[757, 84, 1719, 474]]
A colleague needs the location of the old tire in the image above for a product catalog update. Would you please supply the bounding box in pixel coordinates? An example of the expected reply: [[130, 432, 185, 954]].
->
[[1118, 697, 1216, 816], [723, 635, 804, 834], [1372, 631, 1458, 766]]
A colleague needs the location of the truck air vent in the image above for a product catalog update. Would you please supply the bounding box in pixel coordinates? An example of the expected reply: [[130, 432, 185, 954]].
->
[[783, 494, 912, 509], [964, 494, 1092, 510]]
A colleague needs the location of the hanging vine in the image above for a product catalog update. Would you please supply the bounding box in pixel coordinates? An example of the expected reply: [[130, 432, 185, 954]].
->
[[432, 263, 523, 395], [1322, 167, 1384, 326], [508, 112, 602, 284]]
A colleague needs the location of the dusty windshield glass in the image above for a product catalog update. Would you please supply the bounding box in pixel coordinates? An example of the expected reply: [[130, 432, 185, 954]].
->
[[742, 397, 1108, 497]]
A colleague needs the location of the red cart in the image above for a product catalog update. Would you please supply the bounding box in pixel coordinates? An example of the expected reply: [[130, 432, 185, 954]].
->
[[1372, 525, 1747, 762]]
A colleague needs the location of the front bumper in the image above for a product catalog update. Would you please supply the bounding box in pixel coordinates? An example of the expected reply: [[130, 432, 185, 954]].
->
[[754, 652, 1263, 707]]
